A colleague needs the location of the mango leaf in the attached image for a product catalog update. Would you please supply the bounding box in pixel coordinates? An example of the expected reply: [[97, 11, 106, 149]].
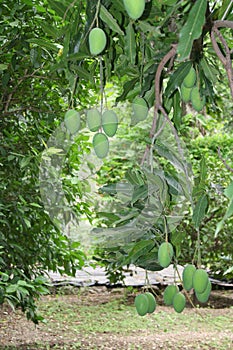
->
[[177, 0, 207, 61], [224, 181, 233, 199], [200, 57, 218, 84], [70, 65, 94, 83], [172, 90, 182, 129], [165, 61, 191, 97], [192, 194, 208, 228], [131, 185, 148, 204], [115, 77, 138, 102], [199, 156, 208, 184], [48, 0, 66, 17], [125, 22, 136, 65], [100, 5, 124, 35], [0, 64, 8, 71], [124, 239, 155, 265], [154, 142, 186, 173], [136, 248, 163, 271], [27, 38, 60, 52]]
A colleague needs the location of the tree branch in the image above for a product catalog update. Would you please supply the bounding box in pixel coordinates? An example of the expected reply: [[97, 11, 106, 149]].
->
[[211, 20, 233, 99], [140, 45, 177, 165]]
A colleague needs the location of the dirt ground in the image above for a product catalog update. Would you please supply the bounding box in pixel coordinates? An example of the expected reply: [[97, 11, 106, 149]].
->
[[0, 286, 233, 350]]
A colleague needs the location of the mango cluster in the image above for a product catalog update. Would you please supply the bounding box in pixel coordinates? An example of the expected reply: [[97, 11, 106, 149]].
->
[[180, 66, 205, 111], [134, 292, 156, 316], [163, 285, 186, 313], [182, 264, 212, 303], [88, 1, 146, 56], [86, 108, 118, 159]]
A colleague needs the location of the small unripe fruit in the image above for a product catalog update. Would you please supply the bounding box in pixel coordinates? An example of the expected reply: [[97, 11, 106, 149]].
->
[[86, 109, 102, 132], [135, 294, 149, 316], [92, 133, 109, 159], [191, 86, 205, 111], [64, 109, 80, 134], [195, 279, 212, 303], [89, 28, 107, 55], [182, 264, 196, 291], [132, 96, 148, 125], [180, 83, 192, 102], [102, 110, 118, 137], [145, 292, 156, 313], [158, 242, 174, 268], [163, 285, 179, 306], [173, 292, 186, 313], [123, 0, 145, 20], [183, 67, 196, 88], [193, 269, 209, 294]]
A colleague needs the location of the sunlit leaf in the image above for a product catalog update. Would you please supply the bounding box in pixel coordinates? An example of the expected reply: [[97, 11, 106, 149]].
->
[[100, 5, 124, 35], [177, 0, 207, 60], [192, 194, 208, 228], [125, 22, 136, 65]]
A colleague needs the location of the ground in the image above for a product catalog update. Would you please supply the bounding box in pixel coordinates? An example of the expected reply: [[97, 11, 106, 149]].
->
[[0, 286, 233, 350]]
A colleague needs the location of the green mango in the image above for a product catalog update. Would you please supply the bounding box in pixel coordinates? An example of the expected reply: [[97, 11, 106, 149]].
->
[[173, 292, 186, 313], [182, 264, 196, 291], [64, 109, 80, 134], [158, 242, 174, 268], [86, 109, 102, 132], [145, 292, 156, 313], [89, 28, 107, 55], [135, 293, 149, 316], [191, 86, 205, 111], [183, 67, 196, 88], [193, 268, 209, 294], [132, 96, 148, 125], [123, 0, 145, 20], [92, 133, 109, 159], [195, 279, 212, 303], [102, 110, 118, 137], [163, 285, 179, 306], [180, 83, 192, 103]]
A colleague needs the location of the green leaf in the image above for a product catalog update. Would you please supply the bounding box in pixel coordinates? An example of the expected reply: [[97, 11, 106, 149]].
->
[[224, 181, 233, 199], [40, 22, 61, 39], [136, 248, 163, 271], [154, 142, 186, 173], [224, 198, 233, 219], [115, 77, 138, 102], [48, 0, 66, 17], [165, 61, 192, 97], [125, 22, 136, 65], [192, 194, 208, 228], [200, 156, 207, 183], [27, 38, 61, 52], [70, 65, 95, 83], [200, 57, 218, 84], [0, 64, 8, 71], [215, 220, 224, 237], [125, 239, 155, 265], [131, 185, 148, 204], [99, 5, 124, 35], [177, 0, 207, 61]]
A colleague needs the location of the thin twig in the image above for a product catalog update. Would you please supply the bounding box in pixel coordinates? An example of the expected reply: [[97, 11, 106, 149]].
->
[[217, 147, 233, 173]]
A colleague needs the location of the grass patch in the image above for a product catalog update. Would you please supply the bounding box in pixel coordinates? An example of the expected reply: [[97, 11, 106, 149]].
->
[[1, 291, 233, 349]]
